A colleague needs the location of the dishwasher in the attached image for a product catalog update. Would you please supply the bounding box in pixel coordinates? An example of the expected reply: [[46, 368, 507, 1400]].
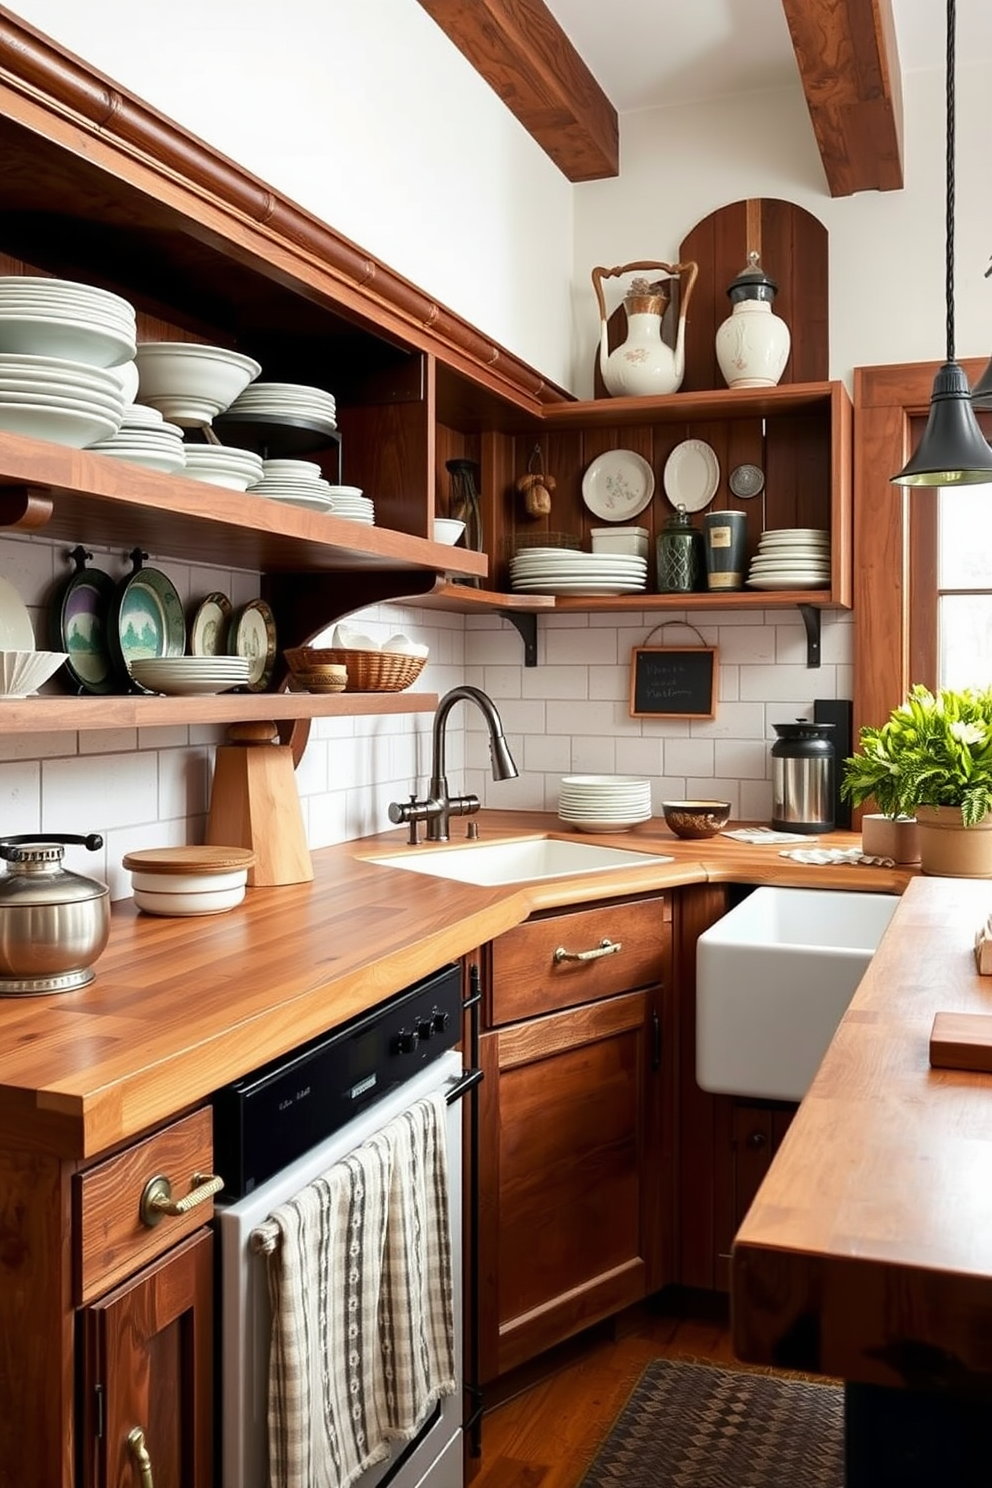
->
[[212, 962, 480, 1488]]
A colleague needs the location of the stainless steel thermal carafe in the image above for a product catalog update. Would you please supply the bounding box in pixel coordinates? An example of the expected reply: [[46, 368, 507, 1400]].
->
[[771, 719, 836, 834]]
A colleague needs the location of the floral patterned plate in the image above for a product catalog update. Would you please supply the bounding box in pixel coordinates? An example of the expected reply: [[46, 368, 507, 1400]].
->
[[581, 449, 655, 522]]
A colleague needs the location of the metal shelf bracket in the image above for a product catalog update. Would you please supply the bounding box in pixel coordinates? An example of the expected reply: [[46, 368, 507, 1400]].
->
[[499, 611, 538, 666], [798, 604, 821, 668]]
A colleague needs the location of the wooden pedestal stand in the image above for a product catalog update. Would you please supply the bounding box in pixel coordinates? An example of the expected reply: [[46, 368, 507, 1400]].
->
[[205, 721, 313, 886]]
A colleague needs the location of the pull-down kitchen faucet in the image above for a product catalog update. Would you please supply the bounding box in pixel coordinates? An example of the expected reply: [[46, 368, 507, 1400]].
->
[[388, 685, 518, 843]]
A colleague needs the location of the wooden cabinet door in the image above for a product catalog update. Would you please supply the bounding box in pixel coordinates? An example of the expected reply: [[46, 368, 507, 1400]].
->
[[80, 1228, 213, 1488], [477, 987, 668, 1381]]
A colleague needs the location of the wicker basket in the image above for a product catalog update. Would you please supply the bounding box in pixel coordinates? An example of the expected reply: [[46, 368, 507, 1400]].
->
[[284, 646, 427, 692]]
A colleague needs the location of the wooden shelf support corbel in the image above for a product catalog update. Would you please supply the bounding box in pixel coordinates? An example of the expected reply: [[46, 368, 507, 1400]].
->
[[0, 485, 54, 530], [798, 603, 821, 668]]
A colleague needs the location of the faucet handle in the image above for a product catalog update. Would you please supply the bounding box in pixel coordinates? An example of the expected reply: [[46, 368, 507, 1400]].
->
[[388, 793, 428, 846]]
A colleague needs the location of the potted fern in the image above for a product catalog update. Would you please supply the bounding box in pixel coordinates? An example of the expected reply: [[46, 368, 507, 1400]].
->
[[841, 684, 992, 876]]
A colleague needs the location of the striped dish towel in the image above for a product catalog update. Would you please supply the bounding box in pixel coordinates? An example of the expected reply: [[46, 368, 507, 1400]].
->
[[250, 1092, 455, 1488]]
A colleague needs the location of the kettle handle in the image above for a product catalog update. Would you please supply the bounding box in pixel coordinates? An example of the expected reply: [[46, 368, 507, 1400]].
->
[[0, 832, 103, 862], [591, 259, 698, 325]]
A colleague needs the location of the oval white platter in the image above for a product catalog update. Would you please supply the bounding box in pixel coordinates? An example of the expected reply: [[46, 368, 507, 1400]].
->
[[663, 439, 720, 512]]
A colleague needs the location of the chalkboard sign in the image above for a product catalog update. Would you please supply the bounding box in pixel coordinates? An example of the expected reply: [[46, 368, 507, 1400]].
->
[[629, 646, 717, 719]]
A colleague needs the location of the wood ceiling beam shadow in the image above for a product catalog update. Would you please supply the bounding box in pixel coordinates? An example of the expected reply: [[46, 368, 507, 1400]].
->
[[781, 0, 904, 197], [416, 0, 619, 182]]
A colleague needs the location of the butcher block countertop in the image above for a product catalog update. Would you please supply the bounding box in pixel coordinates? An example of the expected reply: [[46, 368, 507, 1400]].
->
[[0, 810, 912, 1161], [732, 872, 992, 1393]]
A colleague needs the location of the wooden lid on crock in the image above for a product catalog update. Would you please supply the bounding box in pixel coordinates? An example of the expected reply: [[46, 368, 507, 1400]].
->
[[122, 846, 256, 875]]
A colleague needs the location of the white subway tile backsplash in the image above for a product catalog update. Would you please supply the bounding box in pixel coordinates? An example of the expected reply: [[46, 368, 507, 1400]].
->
[[691, 701, 766, 738], [741, 664, 834, 702], [719, 626, 777, 664], [42, 751, 159, 835], [665, 737, 714, 775], [544, 626, 618, 665], [522, 666, 588, 700], [79, 728, 139, 755], [614, 737, 665, 776], [714, 738, 769, 779], [524, 733, 571, 773], [0, 761, 41, 834], [570, 735, 617, 773]]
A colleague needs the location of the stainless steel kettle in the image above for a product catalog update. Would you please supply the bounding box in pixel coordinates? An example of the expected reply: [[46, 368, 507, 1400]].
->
[[0, 832, 110, 994], [770, 720, 836, 834]]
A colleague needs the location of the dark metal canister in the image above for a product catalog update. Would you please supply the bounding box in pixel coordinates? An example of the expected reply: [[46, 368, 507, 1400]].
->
[[656, 505, 704, 592]]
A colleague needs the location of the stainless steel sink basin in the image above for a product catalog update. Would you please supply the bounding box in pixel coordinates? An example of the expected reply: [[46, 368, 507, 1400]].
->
[[695, 886, 899, 1102], [368, 836, 670, 886]]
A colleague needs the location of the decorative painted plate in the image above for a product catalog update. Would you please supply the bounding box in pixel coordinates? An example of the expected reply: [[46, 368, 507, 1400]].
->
[[729, 462, 765, 499], [581, 450, 655, 521], [48, 549, 116, 694], [228, 598, 277, 692], [108, 556, 185, 686], [190, 592, 233, 657], [663, 439, 720, 512]]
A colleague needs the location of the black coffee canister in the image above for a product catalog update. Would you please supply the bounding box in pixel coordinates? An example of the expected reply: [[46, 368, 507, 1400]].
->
[[771, 719, 836, 834]]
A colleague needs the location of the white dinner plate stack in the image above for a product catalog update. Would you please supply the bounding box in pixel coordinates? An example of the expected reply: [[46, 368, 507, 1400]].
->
[[558, 774, 653, 834], [182, 443, 265, 491], [0, 351, 128, 448], [510, 549, 647, 595], [224, 380, 337, 435], [249, 459, 336, 514], [128, 655, 252, 695], [0, 276, 137, 368], [746, 528, 831, 590], [88, 403, 187, 473], [325, 483, 375, 524]]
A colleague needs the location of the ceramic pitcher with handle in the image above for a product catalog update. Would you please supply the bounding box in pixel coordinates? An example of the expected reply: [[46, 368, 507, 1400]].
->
[[592, 259, 698, 397]]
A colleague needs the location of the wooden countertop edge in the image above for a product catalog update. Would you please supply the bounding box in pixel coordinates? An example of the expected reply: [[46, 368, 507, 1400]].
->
[[0, 812, 913, 1159]]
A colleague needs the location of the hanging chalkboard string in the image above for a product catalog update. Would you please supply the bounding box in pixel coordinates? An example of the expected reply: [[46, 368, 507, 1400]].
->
[[642, 620, 710, 649]]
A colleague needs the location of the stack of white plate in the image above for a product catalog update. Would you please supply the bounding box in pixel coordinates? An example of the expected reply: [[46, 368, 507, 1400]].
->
[[182, 443, 265, 491], [0, 276, 137, 368], [128, 655, 252, 695], [747, 528, 831, 590], [325, 484, 375, 524], [225, 380, 337, 435], [558, 774, 653, 834], [89, 403, 187, 474], [510, 549, 647, 595], [249, 459, 336, 513], [0, 351, 127, 447]]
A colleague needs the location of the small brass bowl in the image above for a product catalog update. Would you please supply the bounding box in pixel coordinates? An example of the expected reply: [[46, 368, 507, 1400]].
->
[[661, 800, 732, 839]]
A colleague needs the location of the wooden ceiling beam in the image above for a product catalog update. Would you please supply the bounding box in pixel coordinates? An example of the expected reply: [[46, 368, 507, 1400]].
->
[[415, 0, 619, 182], [781, 0, 904, 196]]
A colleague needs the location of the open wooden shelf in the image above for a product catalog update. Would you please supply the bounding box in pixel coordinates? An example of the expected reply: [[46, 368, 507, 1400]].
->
[[0, 689, 438, 735]]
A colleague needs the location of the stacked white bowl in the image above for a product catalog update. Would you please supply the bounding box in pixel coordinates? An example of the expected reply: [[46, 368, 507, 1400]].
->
[[325, 484, 374, 524], [249, 458, 335, 512], [558, 774, 653, 834], [89, 403, 187, 474], [0, 276, 136, 367], [133, 342, 262, 427], [122, 846, 256, 917], [182, 443, 265, 491]]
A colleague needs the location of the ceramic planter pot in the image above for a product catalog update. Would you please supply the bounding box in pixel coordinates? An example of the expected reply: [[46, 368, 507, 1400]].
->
[[915, 805, 992, 877], [860, 814, 921, 865]]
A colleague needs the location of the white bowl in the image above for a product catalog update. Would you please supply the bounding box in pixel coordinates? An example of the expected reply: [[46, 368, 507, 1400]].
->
[[433, 518, 466, 545], [0, 650, 66, 695], [133, 882, 247, 916], [134, 342, 262, 427], [129, 866, 248, 895]]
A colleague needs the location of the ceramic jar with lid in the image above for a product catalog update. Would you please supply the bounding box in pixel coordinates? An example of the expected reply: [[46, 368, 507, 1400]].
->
[[715, 251, 791, 389], [656, 504, 704, 592]]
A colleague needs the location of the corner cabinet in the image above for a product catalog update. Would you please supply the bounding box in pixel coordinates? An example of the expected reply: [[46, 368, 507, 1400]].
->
[[0, 12, 852, 738]]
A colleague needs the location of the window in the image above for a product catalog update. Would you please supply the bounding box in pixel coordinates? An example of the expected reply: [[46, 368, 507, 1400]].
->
[[935, 486, 992, 690]]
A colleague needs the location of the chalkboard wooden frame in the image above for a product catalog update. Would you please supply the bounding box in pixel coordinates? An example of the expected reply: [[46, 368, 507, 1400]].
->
[[629, 645, 717, 719]]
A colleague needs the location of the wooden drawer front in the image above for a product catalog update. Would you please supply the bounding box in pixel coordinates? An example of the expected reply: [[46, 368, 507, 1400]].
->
[[75, 1107, 215, 1304], [491, 896, 670, 1025]]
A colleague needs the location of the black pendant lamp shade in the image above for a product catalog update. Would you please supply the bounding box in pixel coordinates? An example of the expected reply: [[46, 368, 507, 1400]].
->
[[892, 0, 992, 486]]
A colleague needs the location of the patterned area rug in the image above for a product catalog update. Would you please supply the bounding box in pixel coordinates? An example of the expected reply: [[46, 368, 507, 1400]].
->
[[578, 1359, 844, 1487]]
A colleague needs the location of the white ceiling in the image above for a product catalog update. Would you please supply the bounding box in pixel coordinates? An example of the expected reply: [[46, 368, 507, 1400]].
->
[[540, 0, 992, 114]]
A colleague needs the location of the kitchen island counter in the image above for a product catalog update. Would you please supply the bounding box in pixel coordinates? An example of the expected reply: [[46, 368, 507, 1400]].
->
[[0, 811, 911, 1158]]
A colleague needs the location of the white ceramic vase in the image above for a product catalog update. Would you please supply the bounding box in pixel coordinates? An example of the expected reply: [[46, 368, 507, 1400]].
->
[[716, 299, 791, 389]]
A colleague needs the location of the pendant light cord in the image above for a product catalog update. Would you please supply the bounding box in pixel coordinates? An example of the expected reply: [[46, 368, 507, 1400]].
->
[[946, 0, 956, 363]]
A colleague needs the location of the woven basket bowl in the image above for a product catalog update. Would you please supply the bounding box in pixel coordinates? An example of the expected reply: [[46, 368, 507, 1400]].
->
[[284, 646, 426, 692]]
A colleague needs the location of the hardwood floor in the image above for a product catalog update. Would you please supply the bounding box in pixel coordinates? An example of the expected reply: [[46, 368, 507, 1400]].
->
[[469, 1288, 738, 1488]]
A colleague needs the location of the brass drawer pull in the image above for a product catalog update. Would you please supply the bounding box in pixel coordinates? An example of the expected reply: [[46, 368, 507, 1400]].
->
[[553, 937, 622, 964], [139, 1171, 224, 1228], [127, 1427, 154, 1488]]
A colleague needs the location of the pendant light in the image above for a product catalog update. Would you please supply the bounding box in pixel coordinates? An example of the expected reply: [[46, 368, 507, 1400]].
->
[[892, 0, 992, 486]]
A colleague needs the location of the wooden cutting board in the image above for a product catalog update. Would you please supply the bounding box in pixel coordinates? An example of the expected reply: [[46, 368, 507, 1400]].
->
[[929, 1011, 992, 1073]]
